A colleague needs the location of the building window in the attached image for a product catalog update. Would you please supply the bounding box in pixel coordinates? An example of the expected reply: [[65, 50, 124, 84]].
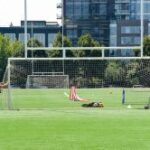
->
[[148, 23, 150, 35], [110, 23, 117, 46], [74, 2, 82, 19], [48, 33, 56, 47], [34, 34, 45, 46], [121, 36, 140, 45], [144, 2, 150, 14], [110, 36, 117, 46], [66, 2, 74, 19], [121, 26, 140, 34], [67, 29, 77, 39], [4, 33, 16, 41], [131, 1, 150, 21], [110, 23, 117, 35], [19, 33, 30, 43], [82, 2, 89, 19], [92, 3, 106, 16], [99, 4, 107, 15]]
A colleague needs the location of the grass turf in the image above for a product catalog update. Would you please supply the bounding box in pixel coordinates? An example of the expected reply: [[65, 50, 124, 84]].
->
[[0, 88, 150, 150]]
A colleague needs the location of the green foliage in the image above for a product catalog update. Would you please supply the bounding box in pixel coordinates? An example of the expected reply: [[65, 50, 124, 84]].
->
[[49, 33, 103, 57], [52, 32, 72, 47], [27, 38, 48, 57], [144, 36, 150, 56], [105, 61, 125, 86], [0, 34, 23, 80], [133, 49, 140, 57], [73, 33, 102, 57], [77, 33, 100, 47], [105, 61, 121, 80], [104, 60, 145, 87], [49, 32, 72, 57], [125, 61, 140, 86], [28, 38, 43, 47]]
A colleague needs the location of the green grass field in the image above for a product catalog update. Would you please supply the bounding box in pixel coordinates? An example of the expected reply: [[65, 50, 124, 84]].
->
[[0, 88, 150, 150]]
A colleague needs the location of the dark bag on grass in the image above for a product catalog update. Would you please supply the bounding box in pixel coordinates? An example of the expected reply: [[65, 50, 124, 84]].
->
[[82, 102, 104, 108]]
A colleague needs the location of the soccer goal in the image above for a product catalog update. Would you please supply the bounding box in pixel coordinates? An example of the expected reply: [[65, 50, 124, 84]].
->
[[4, 58, 70, 109], [4, 52, 150, 110], [26, 75, 69, 88]]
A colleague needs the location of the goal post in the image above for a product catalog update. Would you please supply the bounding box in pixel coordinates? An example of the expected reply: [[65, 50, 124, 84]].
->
[[0, 62, 13, 110]]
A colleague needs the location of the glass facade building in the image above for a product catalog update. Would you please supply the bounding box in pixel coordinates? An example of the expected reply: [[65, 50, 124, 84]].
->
[[63, 0, 115, 46], [131, 0, 150, 20], [63, 0, 150, 50], [109, 0, 150, 56], [0, 21, 60, 47], [115, 0, 131, 20]]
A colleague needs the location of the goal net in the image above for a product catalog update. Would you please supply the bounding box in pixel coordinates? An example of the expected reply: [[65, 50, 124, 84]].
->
[[4, 57, 150, 109], [26, 75, 69, 88]]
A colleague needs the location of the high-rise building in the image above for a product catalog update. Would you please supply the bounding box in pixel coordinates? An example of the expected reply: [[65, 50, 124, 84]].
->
[[109, 0, 150, 56], [60, 0, 150, 51], [60, 0, 133, 46], [60, 0, 115, 46]]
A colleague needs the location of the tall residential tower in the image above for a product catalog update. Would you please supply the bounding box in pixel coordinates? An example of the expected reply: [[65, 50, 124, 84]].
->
[[59, 0, 115, 46], [58, 0, 150, 51]]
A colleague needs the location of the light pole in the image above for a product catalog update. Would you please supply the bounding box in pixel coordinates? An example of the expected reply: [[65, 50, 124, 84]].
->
[[61, 0, 65, 75], [24, 0, 28, 58], [61, 0, 65, 57], [141, 0, 144, 57]]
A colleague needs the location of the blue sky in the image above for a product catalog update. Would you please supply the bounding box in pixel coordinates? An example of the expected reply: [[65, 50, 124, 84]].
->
[[0, 0, 58, 26]]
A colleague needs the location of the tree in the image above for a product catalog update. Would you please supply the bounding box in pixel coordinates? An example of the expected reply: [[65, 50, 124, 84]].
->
[[77, 33, 100, 47], [143, 36, 150, 56], [9, 40, 24, 57], [27, 38, 48, 57], [52, 32, 72, 47], [0, 34, 24, 80], [49, 32, 72, 57], [71, 34, 104, 87], [125, 61, 140, 86], [104, 61, 124, 86], [73, 33, 102, 57]]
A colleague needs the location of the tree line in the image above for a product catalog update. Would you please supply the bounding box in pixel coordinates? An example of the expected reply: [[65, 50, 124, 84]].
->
[[0, 33, 150, 87]]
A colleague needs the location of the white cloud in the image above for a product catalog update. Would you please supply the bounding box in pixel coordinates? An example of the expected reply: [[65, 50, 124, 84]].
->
[[0, 0, 57, 26]]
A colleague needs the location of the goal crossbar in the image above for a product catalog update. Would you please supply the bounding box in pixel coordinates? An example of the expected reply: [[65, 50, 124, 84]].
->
[[27, 46, 141, 51], [9, 56, 150, 61], [27, 75, 69, 77], [32, 72, 64, 75]]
